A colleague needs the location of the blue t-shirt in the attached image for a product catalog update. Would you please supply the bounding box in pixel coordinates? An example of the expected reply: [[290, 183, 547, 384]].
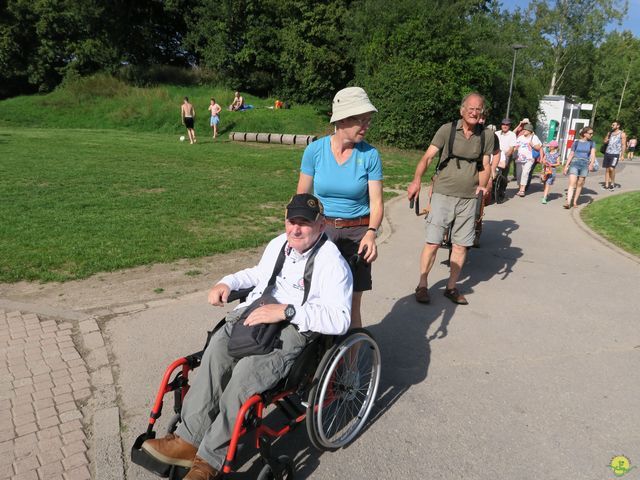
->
[[572, 139, 594, 160], [300, 136, 383, 218]]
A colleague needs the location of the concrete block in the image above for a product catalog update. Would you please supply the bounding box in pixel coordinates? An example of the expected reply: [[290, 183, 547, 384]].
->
[[281, 134, 296, 145]]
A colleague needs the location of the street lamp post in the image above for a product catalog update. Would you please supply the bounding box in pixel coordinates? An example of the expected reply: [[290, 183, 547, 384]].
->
[[506, 44, 526, 120]]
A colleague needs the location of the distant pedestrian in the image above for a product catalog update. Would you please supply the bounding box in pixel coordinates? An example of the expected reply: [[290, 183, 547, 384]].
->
[[602, 120, 626, 190], [208, 98, 222, 139], [181, 97, 197, 144], [626, 136, 636, 160], [514, 122, 542, 197], [563, 127, 596, 209], [540, 140, 560, 204], [497, 118, 517, 174]]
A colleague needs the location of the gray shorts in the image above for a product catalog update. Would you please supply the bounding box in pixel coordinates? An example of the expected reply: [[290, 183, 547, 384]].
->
[[425, 193, 477, 247]]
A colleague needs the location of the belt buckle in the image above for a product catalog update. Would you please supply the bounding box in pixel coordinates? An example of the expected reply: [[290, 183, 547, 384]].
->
[[334, 218, 345, 229]]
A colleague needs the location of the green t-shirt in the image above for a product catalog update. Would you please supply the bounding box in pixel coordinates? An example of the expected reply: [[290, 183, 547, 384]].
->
[[430, 120, 494, 198]]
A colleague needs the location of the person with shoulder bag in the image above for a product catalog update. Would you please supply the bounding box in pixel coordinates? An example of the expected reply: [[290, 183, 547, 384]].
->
[[563, 127, 596, 208], [141, 194, 352, 480]]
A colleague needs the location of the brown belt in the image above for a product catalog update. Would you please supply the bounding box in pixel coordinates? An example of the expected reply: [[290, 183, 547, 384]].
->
[[325, 216, 370, 228]]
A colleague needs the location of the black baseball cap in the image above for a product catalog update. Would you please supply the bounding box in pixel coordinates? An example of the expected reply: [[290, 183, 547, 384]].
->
[[286, 194, 324, 222], [501, 118, 512, 125]]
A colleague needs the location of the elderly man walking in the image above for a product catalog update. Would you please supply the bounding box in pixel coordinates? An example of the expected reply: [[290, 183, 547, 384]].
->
[[407, 92, 492, 305]]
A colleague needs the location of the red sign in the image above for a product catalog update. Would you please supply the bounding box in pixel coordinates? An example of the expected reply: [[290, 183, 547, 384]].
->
[[567, 129, 575, 148]]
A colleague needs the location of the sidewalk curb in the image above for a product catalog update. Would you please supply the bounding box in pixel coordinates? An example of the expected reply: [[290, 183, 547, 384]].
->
[[571, 189, 640, 265], [0, 299, 125, 480]]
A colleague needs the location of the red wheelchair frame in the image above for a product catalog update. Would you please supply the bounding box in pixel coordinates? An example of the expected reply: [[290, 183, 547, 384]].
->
[[131, 310, 381, 479]]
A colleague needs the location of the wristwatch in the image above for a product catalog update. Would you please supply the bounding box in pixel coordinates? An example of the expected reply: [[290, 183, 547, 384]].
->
[[284, 304, 296, 321]]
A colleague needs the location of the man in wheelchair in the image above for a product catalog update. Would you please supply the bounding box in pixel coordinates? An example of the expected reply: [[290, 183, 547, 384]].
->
[[141, 193, 353, 480]]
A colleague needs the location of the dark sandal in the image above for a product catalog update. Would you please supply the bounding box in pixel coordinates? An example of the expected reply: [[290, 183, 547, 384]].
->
[[415, 286, 430, 304], [444, 288, 468, 305]]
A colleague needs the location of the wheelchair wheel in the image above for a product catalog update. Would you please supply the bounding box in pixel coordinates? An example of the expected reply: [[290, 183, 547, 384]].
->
[[306, 329, 381, 451], [257, 455, 294, 480], [493, 173, 507, 204]]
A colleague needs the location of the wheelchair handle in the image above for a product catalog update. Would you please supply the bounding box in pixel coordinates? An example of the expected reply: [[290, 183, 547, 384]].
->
[[227, 287, 255, 303]]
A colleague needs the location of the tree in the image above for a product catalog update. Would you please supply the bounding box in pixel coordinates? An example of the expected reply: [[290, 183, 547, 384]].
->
[[528, 0, 628, 95], [590, 31, 640, 134]]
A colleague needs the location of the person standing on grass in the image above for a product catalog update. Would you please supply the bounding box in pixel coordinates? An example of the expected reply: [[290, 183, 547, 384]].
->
[[603, 120, 626, 190], [208, 98, 222, 139], [181, 97, 197, 144], [296, 87, 383, 330], [540, 140, 560, 204], [563, 127, 596, 209]]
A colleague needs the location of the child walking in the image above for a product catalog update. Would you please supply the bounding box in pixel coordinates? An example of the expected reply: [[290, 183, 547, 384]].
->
[[541, 140, 560, 204]]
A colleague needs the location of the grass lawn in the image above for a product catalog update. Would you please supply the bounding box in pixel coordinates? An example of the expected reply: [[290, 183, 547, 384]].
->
[[581, 191, 640, 256], [0, 127, 423, 282]]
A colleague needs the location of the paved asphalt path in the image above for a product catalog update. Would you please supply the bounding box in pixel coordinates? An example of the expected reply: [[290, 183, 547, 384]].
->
[[111, 162, 640, 480]]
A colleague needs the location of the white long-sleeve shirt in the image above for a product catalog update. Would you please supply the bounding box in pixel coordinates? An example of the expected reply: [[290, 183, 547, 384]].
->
[[218, 233, 352, 335]]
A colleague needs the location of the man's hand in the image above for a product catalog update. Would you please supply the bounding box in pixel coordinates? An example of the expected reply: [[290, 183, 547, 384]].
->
[[208, 283, 231, 306], [476, 186, 488, 196], [407, 180, 421, 201], [243, 304, 287, 326]]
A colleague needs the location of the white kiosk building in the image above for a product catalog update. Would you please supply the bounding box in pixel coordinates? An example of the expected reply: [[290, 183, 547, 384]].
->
[[536, 95, 593, 163]]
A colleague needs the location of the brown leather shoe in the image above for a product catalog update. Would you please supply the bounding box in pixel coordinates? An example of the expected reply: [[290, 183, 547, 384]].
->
[[141, 433, 197, 468], [415, 286, 430, 304], [444, 288, 468, 305], [184, 455, 222, 480]]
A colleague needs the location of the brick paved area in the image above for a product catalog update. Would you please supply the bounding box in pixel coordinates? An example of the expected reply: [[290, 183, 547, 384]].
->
[[0, 310, 91, 480]]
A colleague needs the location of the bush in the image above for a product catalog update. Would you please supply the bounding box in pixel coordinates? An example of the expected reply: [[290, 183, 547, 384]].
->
[[116, 65, 222, 87], [58, 73, 133, 99], [363, 59, 461, 149]]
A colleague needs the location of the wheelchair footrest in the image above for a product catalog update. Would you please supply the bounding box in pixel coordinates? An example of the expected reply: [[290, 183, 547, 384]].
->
[[131, 432, 189, 479]]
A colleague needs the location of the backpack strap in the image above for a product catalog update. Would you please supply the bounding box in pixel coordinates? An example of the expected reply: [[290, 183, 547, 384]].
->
[[436, 121, 485, 172], [265, 233, 328, 305], [434, 121, 458, 172], [302, 233, 328, 305]]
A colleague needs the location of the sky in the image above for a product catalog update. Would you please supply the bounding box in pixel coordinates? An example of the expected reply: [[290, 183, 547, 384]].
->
[[503, 0, 640, 36]]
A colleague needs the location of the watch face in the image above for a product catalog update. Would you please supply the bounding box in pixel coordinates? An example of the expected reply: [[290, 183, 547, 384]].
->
[[285, 305, 296, 319]]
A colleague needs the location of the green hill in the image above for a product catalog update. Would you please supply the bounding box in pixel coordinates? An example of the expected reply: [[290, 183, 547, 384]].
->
[[0, 74, 333, 137]]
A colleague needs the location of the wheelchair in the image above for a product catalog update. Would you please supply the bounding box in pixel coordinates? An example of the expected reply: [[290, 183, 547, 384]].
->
[[131, 288, 381, 479], [491, 167, 508, 205]]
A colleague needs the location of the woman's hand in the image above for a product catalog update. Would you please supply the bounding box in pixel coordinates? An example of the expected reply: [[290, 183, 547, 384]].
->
[[359, 230, 378, 263]]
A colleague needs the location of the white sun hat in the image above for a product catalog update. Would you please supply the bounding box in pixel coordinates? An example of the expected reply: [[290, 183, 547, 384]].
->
[[330, 87, 377, 123]]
